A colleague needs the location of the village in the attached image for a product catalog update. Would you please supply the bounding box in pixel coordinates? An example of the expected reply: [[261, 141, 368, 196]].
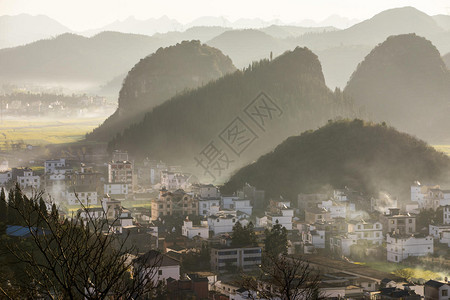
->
[[0, 150, 449, 299]]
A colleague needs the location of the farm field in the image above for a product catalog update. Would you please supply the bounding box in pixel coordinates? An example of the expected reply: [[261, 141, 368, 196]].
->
[[0, 116, 108, 148]]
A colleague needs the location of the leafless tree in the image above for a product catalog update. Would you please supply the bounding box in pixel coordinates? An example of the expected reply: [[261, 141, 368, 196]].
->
[[241, 254, 324, 300], [1, 187, 163, 299]]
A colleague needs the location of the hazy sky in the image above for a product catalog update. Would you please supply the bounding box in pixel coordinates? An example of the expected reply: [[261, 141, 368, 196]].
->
[[1, 0, 449, 31]]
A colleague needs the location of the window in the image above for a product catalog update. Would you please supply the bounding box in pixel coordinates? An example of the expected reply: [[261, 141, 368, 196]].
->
[[158, 270, 162, 275], [442, 290, 448, 296], [408, 219, 412, 223]]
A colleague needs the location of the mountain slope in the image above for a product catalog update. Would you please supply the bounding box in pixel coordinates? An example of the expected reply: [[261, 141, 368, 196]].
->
[[344, 34, 450, 141], [222, 119, 450, 201], [433, 15, 450, 31], [106, 47, 355, 179], [89, 40, 236, 141], [0, 14, 71, 49], [292, 7, 450, 88], [0, 32, 171, 87], [444, 52, 450, 69]]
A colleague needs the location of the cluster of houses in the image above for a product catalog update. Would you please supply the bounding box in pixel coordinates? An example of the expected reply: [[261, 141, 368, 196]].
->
[[2, 151, 450, 299]]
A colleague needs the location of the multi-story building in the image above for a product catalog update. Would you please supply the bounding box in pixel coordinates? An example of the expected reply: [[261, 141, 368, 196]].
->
[[210, 246, 262, 273], [17, 168, 40, 189], [444, 206, 450, 225], [266, 208, 293, 230], [411, 182, 446, 210], [329, 233, 358, 257], [222, 196, 253, 216], [104, 183, 129, 196], [181, 219, 209, 239], [305, 207, 331, 224], [160, 171, 191, 191], [349, 220, 383, 245], [208, 211, 238, 235], [151, 188, 198, 220], [301, 224, 326, 249], [65, 185, 98, 206], [429, 224, 450, 239], [0, 170, 12, 186], [386, 234, 433, 263], [107, 160, 133, 193], [319, 200, 347, 219], [198, 198, 220, 216], [381, 208, 416, 235], [45, 158, 69, 174]]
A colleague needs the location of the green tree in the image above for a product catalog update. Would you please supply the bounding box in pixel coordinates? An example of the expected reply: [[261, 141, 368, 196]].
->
[[265, 221, 288, 256], [232, 221, 257, 247]]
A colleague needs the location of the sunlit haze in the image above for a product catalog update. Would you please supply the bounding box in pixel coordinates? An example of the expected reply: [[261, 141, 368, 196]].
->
[[1, 0, 449, 31]]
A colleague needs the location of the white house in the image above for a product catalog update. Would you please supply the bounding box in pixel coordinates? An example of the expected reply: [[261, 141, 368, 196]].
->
[[160, 171, 190, 191], [333, 189, 348, 202], [231, 199, 253, 215], [386, 234, 433, 263], [134, 250, 180, 285], [208, 212, 238, 235], [301, 224, 325, 249], [210, 247, 262, 273], [66, 187, 98, 206], [104, 183, 129, 195], [182, 219, 209, 239], [266, 207, 293, 230], [429, 224, 450, 239], [319, 200, 347, 219], [444, 205, 450, 225], [440, 230, 450, 247], [198, 198, 220, 216], [329, 233, 358, 256], [45, 158, 67, 174], [349, 220, 383, 245], [0, 170, 12, 186], [17, 169, 40, 189]]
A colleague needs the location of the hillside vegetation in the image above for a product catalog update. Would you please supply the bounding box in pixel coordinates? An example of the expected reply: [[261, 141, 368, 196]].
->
[[88, 40, 236, 141], [344, 34, 450, 142], [222, 119, 450, 202], [107, 47, 355, 178]]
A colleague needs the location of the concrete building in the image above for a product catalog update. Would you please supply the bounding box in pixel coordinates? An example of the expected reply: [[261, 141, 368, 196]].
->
[[198, 198, 220, 216], [329, 233, 358, 257], [182, 219, 209, 239], [134, 250, 180, 285], [386, 234, 433, 263], [444, 206, 450, 225], [104, 183, 129, 195], [17, 168, 40, 189], [107, 160, 133, 193], [349, 220, 383, 245], [305, 207, 331, 224], [429, 224, 450, 239], [65, 185, 98, 206], [208, 211, 238, 235], [210, 247, 262, 273], [151, 188, 198, 221], [160, 171, 191, 191]]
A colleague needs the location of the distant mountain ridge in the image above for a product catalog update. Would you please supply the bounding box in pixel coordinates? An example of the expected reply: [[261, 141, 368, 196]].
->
[[0, 14, 71, 49], [221, 119, 450, 201], [89, 40, 236, 141], [0, 32, 171, 88], [344, 34, 450, 142]]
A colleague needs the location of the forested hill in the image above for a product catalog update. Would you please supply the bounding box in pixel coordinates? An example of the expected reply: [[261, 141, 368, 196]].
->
[[221, 119, 450, 202], [107, 47, 356, 179], [344, 34, 450, 142], [444, 52, 450, 70], [87, 40, 236, 141]]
